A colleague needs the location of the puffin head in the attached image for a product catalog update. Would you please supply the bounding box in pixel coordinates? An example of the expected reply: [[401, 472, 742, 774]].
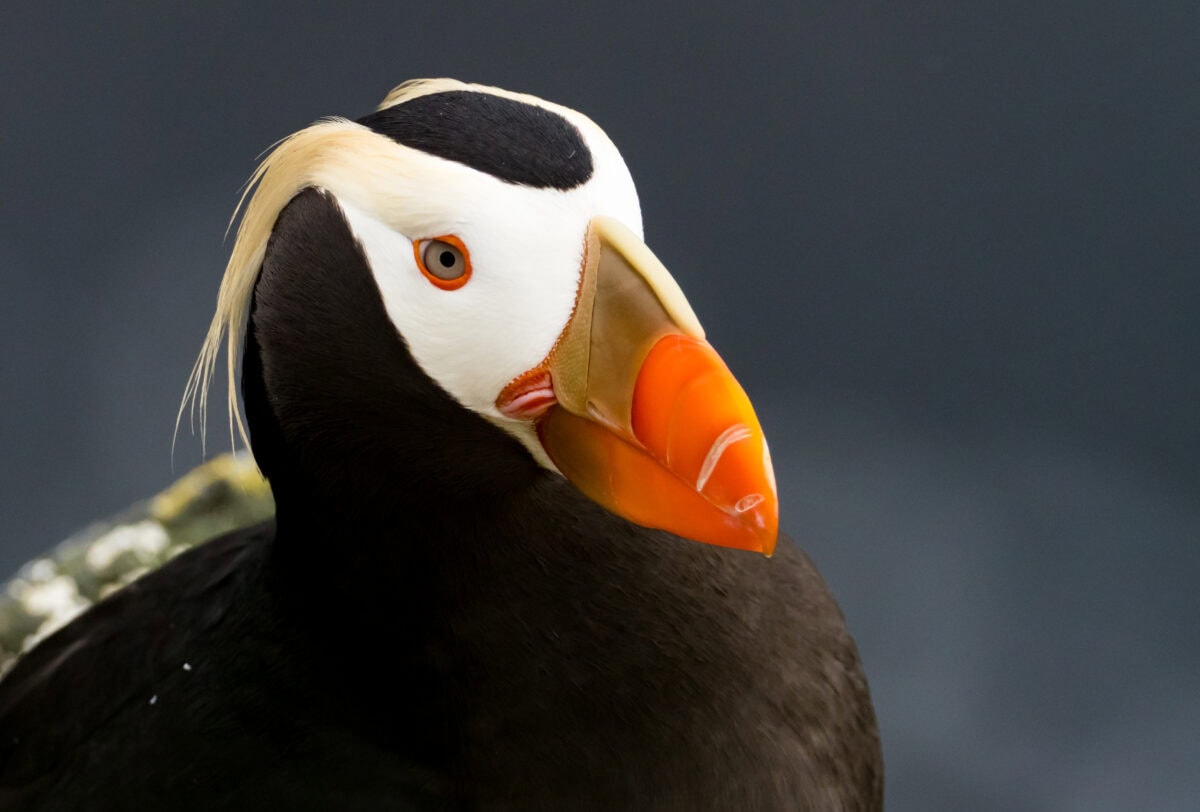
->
[[185, 79, 779, 555]]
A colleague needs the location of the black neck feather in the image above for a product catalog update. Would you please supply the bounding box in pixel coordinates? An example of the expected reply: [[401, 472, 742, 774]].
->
[[243, 188, 540, 528]]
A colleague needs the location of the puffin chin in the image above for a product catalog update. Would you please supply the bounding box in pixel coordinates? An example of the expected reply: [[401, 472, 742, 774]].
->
[[497, 217, 779, 556]]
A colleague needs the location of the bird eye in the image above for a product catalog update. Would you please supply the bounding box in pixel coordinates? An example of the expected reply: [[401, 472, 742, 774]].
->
[[415, 236, 472, 290]]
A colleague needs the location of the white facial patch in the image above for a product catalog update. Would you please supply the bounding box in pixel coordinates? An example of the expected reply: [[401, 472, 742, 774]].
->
[[183, 78, 645, 458], [331, 112, 643, 437]]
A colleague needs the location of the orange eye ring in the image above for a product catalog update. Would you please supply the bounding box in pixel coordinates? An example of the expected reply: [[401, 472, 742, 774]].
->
[[413, 234, 472, 291]]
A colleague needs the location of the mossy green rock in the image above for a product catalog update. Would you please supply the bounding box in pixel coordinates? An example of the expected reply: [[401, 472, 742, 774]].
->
[[0, 454, 274, 678]]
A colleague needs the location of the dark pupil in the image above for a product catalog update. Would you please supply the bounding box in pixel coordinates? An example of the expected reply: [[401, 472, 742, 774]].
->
[[438, 250, 456, 268]]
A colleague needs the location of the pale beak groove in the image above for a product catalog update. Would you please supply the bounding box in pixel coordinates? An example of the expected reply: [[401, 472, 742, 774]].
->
[[696, 423, 754, 494]]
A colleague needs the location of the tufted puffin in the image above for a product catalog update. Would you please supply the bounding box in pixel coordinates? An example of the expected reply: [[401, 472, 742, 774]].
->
[[0, 79, 882, 810]]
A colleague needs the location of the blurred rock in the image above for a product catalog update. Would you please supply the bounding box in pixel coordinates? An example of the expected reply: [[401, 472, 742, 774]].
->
[[0, 453, 274, 678]]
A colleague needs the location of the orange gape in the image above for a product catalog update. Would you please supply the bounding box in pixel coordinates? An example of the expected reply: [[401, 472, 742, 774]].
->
[[538, 334, 778, 555]]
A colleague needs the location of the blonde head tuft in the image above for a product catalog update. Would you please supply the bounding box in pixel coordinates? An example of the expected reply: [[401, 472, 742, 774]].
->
[[178, 78, 596, 455]]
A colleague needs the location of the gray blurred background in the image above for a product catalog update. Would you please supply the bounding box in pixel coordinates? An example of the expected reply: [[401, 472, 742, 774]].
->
[[2, 2, 1197, 808]]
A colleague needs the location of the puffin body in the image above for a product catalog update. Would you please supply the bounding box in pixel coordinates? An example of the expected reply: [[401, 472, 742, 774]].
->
[[0, 81, 881, 810]]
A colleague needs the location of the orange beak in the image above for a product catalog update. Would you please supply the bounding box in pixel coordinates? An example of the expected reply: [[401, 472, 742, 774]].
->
[[498, 217, 778, 555]]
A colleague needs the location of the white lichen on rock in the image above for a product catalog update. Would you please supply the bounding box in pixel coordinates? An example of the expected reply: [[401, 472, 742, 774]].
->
[[85, 521, 170, 574], [26, 559, 56, 584], [0, 452, 274, 679], [16, 574, 87, 618], [11, 574, 91, 654]]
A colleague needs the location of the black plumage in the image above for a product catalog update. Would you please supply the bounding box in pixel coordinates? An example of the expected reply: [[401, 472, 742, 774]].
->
[[357, 91, 594, 190], [0, 184, 880, 809]]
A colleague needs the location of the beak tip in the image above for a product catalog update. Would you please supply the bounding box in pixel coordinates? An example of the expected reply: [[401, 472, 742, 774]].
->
[[750, 491, 779, 557], [716, 494, 777, 556], [754, 512, 779, 558], [760, 522, 779, 557]]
